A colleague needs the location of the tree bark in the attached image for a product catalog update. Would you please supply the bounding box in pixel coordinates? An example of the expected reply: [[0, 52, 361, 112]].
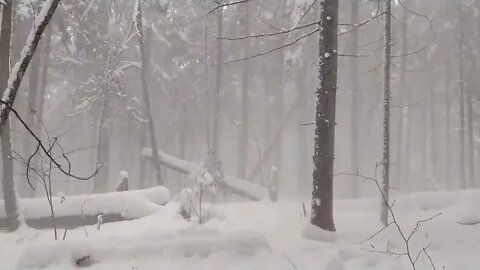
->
[[349, 0, 360, 197], [311, 0, 338, 232], [395, 2, 408, 191], [380, 0, 392, 226], [0, 0, 19, 230], [134, 0, 163, 185]]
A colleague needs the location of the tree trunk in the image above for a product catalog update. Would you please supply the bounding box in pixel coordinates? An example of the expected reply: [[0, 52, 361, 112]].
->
[[238, 1, 251, 179], [458, 2, 466, 188], [94, 91, 112, 193], [296, 75, 309, 197], [311, 0, 338, 232], [36, 23, 52, 129], [0, 0, 19, 230], [395, 2, 408, 191], [445, 63, 451, 189], [349, 0, 360, 197], [466, 59, 475, 188], [380, 0, 392, 226], [428, 83, 437, 188], [212, 4, 223, 154], [134, 0, 163, 185]]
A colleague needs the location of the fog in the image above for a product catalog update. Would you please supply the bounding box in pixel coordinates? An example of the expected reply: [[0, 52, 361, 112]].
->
[[1, 0, 479, 269]]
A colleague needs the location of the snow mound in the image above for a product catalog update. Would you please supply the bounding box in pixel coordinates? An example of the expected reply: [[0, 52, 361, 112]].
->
[[16, 229, 271, 269], [302, 223, 337, 242]]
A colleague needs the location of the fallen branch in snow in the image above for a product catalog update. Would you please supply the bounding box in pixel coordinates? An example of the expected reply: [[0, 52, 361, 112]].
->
[[142, 148, 269, 201]]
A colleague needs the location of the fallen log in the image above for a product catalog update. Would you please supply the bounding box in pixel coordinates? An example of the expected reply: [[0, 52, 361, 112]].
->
[[0, 186, 169, 229], [142, 148, 269, 201]]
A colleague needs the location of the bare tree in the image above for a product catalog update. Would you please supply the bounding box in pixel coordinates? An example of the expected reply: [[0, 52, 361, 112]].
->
[[212, 1, 224, 154], [311, 0, 338, 232], [134, 0, 163, 185], [457, 1, 466, 188], [237, 0, 252, 179], [395, 1, 409, 191], [0, 0, 19, 230], [381, 0, 393, 226], [349, 0, 360, 197], [444, 62, 451, 189]]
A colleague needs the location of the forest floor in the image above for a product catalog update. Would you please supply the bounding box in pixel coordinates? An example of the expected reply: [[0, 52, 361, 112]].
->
[[2, 189, 480, 270]]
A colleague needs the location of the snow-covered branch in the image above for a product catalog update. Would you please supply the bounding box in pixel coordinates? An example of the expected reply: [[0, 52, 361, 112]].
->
[[0, 0, 61, 134]]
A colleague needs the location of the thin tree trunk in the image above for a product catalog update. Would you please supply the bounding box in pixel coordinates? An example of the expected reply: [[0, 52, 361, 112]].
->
[[428, 83, 437, 188], [247, 95, 302, 182], [212, 4, 223, 154], [458, 2, 466, 188], [380, 0, 392, 226], [395, 2, 408, 191], [138, 126, 147, 189], [238, 1, 251, 179], [349, 0, 360, 197], [445, 63, 451, 189], [296, 75, 309, 197], [36, 23, 52, 128], [0, 0, 19, 230], [94, 92, 112, 193], [134, 0, 163, 185], [466, 58, 475, 188], [311, 0, 338, 232]]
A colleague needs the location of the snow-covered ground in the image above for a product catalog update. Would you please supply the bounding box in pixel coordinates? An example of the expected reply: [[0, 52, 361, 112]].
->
[[2, 189, 480, 270]]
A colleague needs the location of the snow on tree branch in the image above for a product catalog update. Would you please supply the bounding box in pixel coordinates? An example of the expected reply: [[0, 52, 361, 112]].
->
[[0, 0, 61, 134]]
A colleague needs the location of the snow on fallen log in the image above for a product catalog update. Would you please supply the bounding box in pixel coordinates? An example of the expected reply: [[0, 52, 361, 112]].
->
[[142, 148, 269, 201], [0, 187, 170, 228]]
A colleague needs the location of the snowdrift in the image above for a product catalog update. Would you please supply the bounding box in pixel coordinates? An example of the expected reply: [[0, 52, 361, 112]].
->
[[16, 229, 270, 269]]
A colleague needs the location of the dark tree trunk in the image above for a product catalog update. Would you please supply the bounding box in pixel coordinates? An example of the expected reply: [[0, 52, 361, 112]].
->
[[380, 0, 392, 226], [311, 0, 338, 232], [395, 2, 408, 191], [0, 0, 19, 230]]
